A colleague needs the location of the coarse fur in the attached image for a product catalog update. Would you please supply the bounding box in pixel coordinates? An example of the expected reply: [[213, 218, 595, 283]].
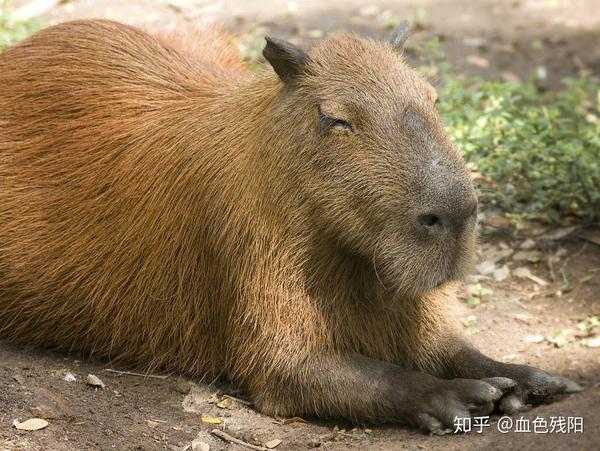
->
[[0, 20, 479, 420]]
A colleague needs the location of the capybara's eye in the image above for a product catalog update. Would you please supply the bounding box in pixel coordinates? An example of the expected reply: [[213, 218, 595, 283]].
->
[[317, 106, 353, 132]]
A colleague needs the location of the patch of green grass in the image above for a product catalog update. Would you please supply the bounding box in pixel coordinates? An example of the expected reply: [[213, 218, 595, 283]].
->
[[0, 1, 41, 51], [418, 38, 600, 225], [440, 74, 600, 225]]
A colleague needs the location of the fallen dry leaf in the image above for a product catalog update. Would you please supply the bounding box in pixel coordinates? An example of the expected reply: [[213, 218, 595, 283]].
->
[[200, 416, 221, 425], [216, 398, 232, 409], [282, 416, 307, 425], [63, 372, 76, 382], [13, 418, 49, 431]]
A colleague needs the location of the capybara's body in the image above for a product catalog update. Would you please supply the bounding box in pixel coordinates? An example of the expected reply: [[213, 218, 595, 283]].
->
[[0, 20, 579, 428]]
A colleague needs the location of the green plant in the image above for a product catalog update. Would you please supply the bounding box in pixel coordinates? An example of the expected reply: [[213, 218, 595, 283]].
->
[[440, 75, 599, 224], [0, 0, 41, 51], [419, 39, 600, 224]]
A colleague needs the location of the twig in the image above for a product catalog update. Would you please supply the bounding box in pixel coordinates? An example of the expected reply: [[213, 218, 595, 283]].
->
[[559, 243, 588, 292], [211, 429, 268, 451], [103, 369, 168, 379]]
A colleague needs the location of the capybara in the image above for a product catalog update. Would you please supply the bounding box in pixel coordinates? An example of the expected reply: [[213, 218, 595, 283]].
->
[[0, 19, 580, 431]]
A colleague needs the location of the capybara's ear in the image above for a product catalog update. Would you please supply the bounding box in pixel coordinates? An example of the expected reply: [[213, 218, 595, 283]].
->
[[389, 20, 410, 50], [263, 36, 311, 85]]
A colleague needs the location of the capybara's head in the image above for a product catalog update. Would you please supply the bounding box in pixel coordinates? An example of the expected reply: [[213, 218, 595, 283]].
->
[[263, 22, 477, 298]]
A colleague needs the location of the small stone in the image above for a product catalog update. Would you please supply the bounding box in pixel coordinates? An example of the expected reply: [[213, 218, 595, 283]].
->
[[519, 239, 536, 249], [512, 251, 527, 261], [513, 267, 531, 278], [265, 439, 282, 449], [491, 248, 514, 263], [30, 388, 75, 419], [86, 374, 105, 389], [175, 378, 191, 394], [536, 66, 547, 81], [191, 439, 209, 451], [524, 335, 544, 344], [475, 260, 496, 275], [582, 337, 600, 348], [525, 250, 542, 262], [493, 265, 510, 282]]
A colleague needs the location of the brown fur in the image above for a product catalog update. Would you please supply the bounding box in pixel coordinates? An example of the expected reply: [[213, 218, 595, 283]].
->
[[0, 20, 476, 419]]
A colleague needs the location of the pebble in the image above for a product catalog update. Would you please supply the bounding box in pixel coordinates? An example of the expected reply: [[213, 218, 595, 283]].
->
[[30, 387, 75, 419], [86, 374, 106, 389], [493, 265, 510, 281], [191, 439, 209, 451], [475, 260, 496, 275]]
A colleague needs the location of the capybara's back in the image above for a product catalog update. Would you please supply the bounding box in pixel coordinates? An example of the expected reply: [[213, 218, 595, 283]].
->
[[0, 19, 579, 429], [0, 20, 251, 373]]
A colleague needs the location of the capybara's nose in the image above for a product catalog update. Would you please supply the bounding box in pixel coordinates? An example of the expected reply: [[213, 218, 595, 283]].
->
[[416, 197, 477, 238]]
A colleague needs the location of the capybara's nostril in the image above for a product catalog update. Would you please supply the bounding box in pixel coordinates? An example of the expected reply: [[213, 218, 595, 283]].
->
[[417, 197, 477, 237], [418, 213, 442, 230]]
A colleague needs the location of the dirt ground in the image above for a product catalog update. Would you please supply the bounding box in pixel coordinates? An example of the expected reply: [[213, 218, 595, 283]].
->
[[1, 0, 599, 450]]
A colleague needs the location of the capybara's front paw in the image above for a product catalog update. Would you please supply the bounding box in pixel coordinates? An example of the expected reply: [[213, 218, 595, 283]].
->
[[410, 377, 516, 434], [493, 364, 582, 414]]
